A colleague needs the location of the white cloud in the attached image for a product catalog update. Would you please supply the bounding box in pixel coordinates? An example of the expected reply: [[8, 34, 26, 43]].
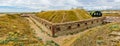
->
[[114, 0, 120, 2], [0, 0, 120, 12]]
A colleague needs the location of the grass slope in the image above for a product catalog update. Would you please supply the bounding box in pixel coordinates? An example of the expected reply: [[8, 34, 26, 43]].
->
[[0, 14, 44, 46], [36, 9, 92, 23], [62, 23, 120, 46]]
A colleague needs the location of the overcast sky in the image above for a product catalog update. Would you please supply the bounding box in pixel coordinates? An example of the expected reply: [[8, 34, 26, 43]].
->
[[0, 0, 120, 12]]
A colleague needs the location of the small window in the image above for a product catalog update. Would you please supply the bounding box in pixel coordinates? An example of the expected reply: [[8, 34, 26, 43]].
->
[[68, 26, 71, 29], [56, 27, 60, 31], [49, 27, 51, 29], [77, 24, 80, 27], [91, 21, 94, 24], [85, 23, 87, 25], [97, 20, 99, 22]]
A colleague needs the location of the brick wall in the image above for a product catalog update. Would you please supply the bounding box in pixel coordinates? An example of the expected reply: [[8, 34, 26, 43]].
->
[[53, 17, 105, 36], [30, 15, 105, 36]]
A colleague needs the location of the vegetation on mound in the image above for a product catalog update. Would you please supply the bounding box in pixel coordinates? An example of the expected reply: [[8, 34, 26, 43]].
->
[[0, 14, 33, 38], [0, 14, 44, 46], [109, 24, 120, 31], [62, 23, 120, 46], [45, 40, 59, 46], [0, 14, 59, 46], [36, 9, 92, 23], [74, 9, 92, 19]]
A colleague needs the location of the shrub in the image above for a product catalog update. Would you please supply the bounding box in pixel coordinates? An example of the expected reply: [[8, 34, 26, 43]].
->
[[109, 24, 120, 31], [45, 40, 59, 46]]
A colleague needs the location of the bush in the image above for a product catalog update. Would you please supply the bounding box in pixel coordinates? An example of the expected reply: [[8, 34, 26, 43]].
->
[[109, 24, 120, 31], [37, 37, 42, 41], [0, 40, 9, 44], [45, 40, 59, 46]]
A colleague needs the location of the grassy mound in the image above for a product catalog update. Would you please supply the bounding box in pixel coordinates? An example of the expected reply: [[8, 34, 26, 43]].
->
[[103, 13, 120, 17], [36, 9, 92, 23], [62, 23, 120, 46], [0, 14, 44, 46], [0, 14, 33, 38]]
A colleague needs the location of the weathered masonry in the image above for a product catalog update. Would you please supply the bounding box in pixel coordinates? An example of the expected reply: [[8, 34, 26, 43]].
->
[[30, 15, 105, 36], [24, 9, 118, 37]]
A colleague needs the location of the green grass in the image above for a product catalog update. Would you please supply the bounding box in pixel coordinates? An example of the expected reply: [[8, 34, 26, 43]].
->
[[75, 9, 92, 19], [64, 11, 79, 22], [36, 9, 92, 23]]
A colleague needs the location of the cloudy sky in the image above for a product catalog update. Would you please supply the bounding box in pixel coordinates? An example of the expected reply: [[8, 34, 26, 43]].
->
[[0, 0, 120, 12]]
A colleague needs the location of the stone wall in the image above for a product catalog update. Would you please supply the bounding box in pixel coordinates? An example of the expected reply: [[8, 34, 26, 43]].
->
[[53, 17, 105, 36], [30, 15, 106, 36], [30, 15, 54, 36]]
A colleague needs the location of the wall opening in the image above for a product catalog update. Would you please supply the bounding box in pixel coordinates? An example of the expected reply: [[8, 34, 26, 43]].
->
[[85, 23, 87, 25], [68, 26, 71, 29], [96, 20, 99, 22], [49, 26, 51, 30], [91, 21, 94, 24], [56, 27, 61, 31], [77, 24, 80, 27]]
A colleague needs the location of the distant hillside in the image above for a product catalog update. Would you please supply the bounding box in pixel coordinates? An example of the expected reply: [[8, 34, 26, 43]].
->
[[103, 13, 120, 17], [36, 9, 92, 23]]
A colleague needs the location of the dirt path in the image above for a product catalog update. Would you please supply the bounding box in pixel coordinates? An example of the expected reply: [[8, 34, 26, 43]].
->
[[26, 18, 53, 42], [0, 14, 6, 16]]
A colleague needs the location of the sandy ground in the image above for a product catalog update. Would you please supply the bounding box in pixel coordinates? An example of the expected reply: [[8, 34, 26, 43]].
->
[[0, 14, 75, 45], [0, 14, 6, 16]]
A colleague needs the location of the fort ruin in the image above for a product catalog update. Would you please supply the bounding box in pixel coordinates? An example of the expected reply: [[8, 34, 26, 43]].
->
[[22, 9, 120, 37]]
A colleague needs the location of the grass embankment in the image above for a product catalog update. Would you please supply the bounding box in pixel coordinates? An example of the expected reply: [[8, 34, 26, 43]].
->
[[0, 14, 60, 46], [62, 23, 120, 46], [0, 14, 44, 46], [36, 9, 92, 23]]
